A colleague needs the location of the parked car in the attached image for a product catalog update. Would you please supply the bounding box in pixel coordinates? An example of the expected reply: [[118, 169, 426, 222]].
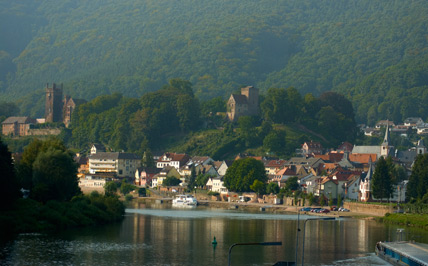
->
[[339, 207, 350, 212], [310, 208, 321, 212], [319, 208, 330, 213], [300, 207, 312, 212], [330, 206, 338, 211]]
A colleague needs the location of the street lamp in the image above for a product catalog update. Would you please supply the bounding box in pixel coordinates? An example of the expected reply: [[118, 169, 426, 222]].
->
[[301, 217, 335, 266], [295, 208, 301, 264], [228, 241, 282, 266]]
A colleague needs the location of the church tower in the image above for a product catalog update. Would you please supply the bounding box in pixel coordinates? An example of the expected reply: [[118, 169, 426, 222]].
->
[[381, 121, 392, 157], [45, 83, 63, 123], [417, 139, 426, 155]]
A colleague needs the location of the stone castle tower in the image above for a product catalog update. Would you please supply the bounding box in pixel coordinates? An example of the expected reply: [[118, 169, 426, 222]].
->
[[227, 86, 259, 122], [45, 83, 63, 123]]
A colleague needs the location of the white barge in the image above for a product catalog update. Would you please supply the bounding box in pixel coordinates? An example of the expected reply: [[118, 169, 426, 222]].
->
[[375, 241, 428, 266]]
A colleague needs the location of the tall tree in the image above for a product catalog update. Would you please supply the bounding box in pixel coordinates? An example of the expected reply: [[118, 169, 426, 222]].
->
[[0, 138, 20, 210], [224, 158, 267, 192], [32, 148, 80, 202], [372, 157, 394, 201], [406, 154, 428, 201]]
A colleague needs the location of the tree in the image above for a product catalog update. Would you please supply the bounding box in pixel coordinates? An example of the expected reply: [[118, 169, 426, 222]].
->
[[142, 149, 155, 168], [224, 158, 267, 192], [337, 194, 342, 207], [120, 180, 136, 195], [163, 176, 181, 186], [0, 138, 20, 210], [17, 138, 68, 190], [372, 157, 394, 201], [32, 148, 81, 202], [284, 176, 299, 192], [187, 166, 197, 191], [250, 180, 266, 196], [196, 173, 210, 188], [406, 154, 428, 201], [266, 182, 280, 194], [319, 195, 325, 207], [263, 129, 286, 155], [328, 194, 333, 207], [104, 181, 118, 196]]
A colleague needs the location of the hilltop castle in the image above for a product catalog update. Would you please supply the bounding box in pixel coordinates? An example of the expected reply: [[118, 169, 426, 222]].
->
[[45, 83, 86, 127], [226, 86, 259, 122]]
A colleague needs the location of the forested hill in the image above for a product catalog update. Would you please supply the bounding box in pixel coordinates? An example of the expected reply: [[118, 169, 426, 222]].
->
[[1, 0, 428, 124]]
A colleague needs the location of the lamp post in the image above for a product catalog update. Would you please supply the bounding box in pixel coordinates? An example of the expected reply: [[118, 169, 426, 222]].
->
[[228, 242, 282, 266], [295, 208, 301, 264], [301, 217, 335, 266]]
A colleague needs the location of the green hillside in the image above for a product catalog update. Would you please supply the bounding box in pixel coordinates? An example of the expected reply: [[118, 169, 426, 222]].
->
[[1, 0, 427, 123]]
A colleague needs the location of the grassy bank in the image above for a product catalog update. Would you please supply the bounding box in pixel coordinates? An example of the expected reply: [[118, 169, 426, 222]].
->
[[377, 213, 428, 230], [0, 192, 125, 237]]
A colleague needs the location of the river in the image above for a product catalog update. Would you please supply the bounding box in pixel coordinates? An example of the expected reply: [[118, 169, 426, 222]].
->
[[1, 202, 428, 265]]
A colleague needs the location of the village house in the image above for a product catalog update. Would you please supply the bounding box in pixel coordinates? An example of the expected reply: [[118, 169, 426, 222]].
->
[[2, 116, 37, 136], [213, 160, 233, 176], [301, 141, 323, 156], [151, 166, 181, 187], [90, 143, 106, 155], [134, 167, 160, 187], [156, 152, 191, 169], [89, 152, 140, 178], [403, 117, 424, 128], [190, 156, 214, 166], [264, 159, 288, 175], [209, 176, 228, 194]]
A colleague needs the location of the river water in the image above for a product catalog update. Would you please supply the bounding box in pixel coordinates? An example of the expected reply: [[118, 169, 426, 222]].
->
[[1, 202, 428, 266]]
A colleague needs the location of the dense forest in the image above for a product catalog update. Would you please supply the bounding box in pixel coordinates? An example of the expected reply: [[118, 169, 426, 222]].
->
[[0, 0, 427, 124], [63, 79, 356, 159]]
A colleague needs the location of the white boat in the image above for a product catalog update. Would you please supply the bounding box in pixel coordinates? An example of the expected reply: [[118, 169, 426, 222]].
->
[[172, 195, 198, 206]]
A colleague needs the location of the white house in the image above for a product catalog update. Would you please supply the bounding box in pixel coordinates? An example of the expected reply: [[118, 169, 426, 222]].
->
[[211, 176, 228, 194], [89, 152, 140, 178], [156, 152, 191, 169]]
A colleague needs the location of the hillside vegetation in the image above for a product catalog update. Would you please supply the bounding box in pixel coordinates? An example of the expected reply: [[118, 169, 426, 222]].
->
[[0, 0, 427, 124]]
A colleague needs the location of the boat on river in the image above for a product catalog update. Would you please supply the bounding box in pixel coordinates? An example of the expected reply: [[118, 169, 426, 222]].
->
[[375, 241, 428, 266], [172, 194, 198, 206]]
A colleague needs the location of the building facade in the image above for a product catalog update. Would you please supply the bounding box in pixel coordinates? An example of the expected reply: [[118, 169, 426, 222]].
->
[[89, 152, 140, 178], [227, 86, 259, 122]]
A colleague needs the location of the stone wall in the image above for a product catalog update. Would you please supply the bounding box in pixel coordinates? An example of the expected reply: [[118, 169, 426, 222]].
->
[[344, 202, 394, 216], [27, 128, 61, 136]]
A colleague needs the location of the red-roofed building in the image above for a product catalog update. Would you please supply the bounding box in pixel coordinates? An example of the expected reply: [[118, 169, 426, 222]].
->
[[264, 159, 288, 175]]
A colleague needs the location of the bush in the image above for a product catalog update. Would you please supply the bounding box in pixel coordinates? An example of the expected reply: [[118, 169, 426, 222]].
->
[[125, 194, 133, 201], [207, 191, 220, 196]]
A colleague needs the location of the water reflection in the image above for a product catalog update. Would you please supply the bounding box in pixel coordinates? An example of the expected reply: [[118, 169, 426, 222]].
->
[[1, 203, 427, 265]]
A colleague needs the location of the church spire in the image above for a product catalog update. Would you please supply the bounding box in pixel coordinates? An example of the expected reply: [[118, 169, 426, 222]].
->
[[383, 120, 390, 145], [381, 120, 391, 157]]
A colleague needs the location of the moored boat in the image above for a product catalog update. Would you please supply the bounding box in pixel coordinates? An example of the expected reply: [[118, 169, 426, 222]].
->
[[375, 241, 428, 266], [172, 194, 198, 206]]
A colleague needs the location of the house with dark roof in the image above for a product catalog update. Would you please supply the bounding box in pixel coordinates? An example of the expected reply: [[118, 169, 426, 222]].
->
[[227, 86, 259, 122], [302, 141, 323, 155], [90, 143, 106, 154], [2, 116, 37, 136]]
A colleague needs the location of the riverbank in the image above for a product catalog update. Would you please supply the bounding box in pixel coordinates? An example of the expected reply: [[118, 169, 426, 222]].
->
[[377, 213, 428, 230], [137, 197, 374, 219], [0, 193, 125, 238]]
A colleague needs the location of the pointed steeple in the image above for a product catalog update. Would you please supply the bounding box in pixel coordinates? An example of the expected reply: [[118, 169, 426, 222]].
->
[[381, 120, 391, 157], [365, 156, 374, 181], [383, 121, 390, 145]]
